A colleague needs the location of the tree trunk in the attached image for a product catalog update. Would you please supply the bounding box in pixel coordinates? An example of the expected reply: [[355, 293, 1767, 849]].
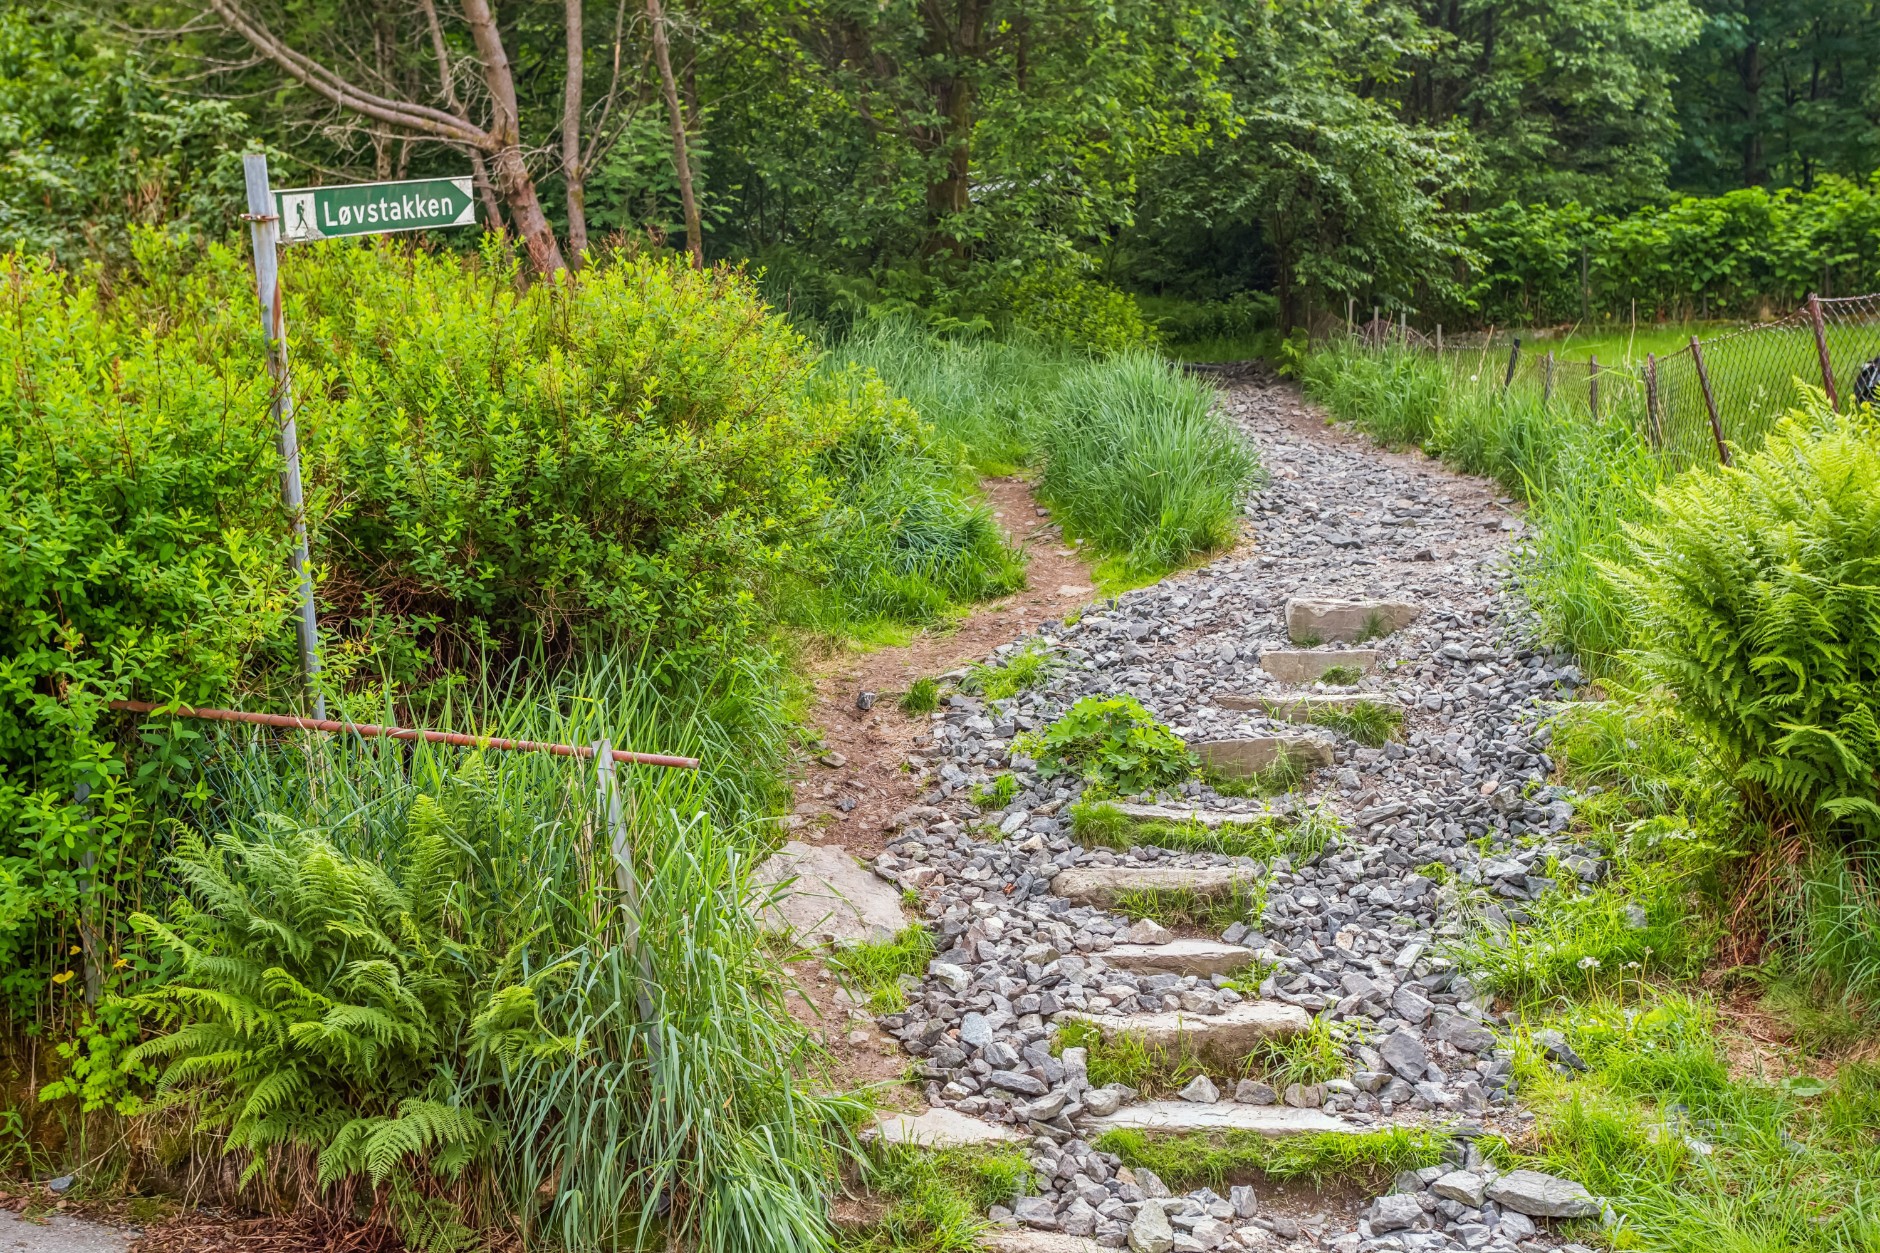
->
[[463, 0, 568, 274], [563, 0, 589, 263], [647, 0, 702, 266]]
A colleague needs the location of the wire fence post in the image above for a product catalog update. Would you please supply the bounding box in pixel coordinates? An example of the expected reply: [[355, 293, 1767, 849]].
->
[[1346, 297, 1354, 338], [243, 154, 324, 720], [1645, 351, 1662, 449], [595, 739, 660, 1034], [1372, 305, 1380, 351], [1691, 335, 1731, 466], [1809, 293, 1839, 410], [1400, 313, 1409, 351], [1542, 351, 1554, 408], [1435, 323, 1442, 356], [1589, 353, 1600, 421], [1502, 338, 1521, 392]]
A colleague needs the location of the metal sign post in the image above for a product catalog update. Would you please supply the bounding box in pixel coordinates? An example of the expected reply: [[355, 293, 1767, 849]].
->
[[239, 157, 477, 718], [243, 154, 324, 720]]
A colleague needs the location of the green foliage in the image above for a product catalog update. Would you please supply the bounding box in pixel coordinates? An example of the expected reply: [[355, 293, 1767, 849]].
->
[[1003, 266, 1156, 356], [826, 928, 936, 1015], [1611, 405, 1880, 837], [1095, 1126, 1447, 1193], [1252, 1017, 1351, 1088], [1108, 884, 1263, 932], [970, 774, 1019, 812], [1317, 665, 1363, 685], [1307, 702, 1403, 748], [961, 642, 1058, 701], [841, 1145, 1031, 1253], [1015, 695, 1194, 793], [898, 679, 941, 715], [1204, 746, 1311, 799], [1039, 354, 1256, 577], [1071, 801, 1338, 864]]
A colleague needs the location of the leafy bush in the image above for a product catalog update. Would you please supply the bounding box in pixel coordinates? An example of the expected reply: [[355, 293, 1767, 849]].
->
[[1014, 695, 1193, 792], [1152, 293, 1278, 346], [1612, 405, 1880, 837], [1003, 265, 1155, 356], [1040, 353, 1256, 576]]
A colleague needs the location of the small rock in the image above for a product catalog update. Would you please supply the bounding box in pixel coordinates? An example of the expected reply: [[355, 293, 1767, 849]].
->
[[1431, 1170, 1486, 1206], [1127, 917, 1176, 945], [1178, 1074, 1220, 1104], [1234, 1079, 1277, 1105], [1367, 1193, 1423, 1233], [818, 751, 848, 768], [1379, 1028, 1429, 1081], [1229, 1184, 1257, 1218], [856, 690, 878, 711], [1129, 1200, 1175, 1253], [1084, 1087, 1124, 1117], [1486, 1169, 1602, 1218], [1533, 1027, 1587, 1070]]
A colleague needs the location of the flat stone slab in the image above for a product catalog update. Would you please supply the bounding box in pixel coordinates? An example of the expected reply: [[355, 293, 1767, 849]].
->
[[1103, 802, 1278, 828], [1195, 737, 1333, 778], [0, 1212, 133, 1253], [871, 1107, 1023, 1148], [1260, 649, 1380, 684], [984, 1233, 1106, 1253], [752, 841, 908, 946], [1082, 1101, 1359, 1136], [1102, 939, 1257, 978], [1059, 1000, 1311, 1063], [1286, 598, 1420, 644], [1051, 864, 1263, 906], [1215, 693, 1398, 718]]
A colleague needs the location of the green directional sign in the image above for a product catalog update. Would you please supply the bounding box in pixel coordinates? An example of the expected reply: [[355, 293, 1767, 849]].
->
[[274, 176, 476, 244]]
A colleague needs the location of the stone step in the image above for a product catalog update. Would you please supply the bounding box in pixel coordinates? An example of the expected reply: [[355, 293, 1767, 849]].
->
[[1260, 649, 1379, 684], [1215, 693, 1400, 719], [1100, 801, 1278, 829], [1286, 597, 1420, 645], [1058, 1000, 1310, 1065], [1101, 938, 1257, 978], [1051, 864, 1263, 906], [1081, 1100, 1361, 1137], [752, 841, 908, 945], [871, 1106, 1023, 1148], [1195, 737, 1332, 778]]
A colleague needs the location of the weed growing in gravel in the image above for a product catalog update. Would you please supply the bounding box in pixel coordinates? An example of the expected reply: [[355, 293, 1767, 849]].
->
[[1095, 1127, 1448, 1193], [961, 640, 1058, 699], [971, 773, 1019, 811], [827, 927, 937, 1014], [842, 1143, 1033, 1252], [1055, 1019, 1203, 1095], [899, 677, 941, 714], [1109, 884, 1264, 931], [1317, 665, 1364, 685], [1016, 695, 1194, 793]]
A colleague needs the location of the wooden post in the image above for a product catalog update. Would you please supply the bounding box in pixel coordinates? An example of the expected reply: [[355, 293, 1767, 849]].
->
[[1542, 352, 1554, 407], [1435, 323, 1443, 355], [1589, 354, 1600, 421], [1645, 351, 1662, 448], [1347, 297, 1355, 337], [243, 154, 324, 720], [1502, 338, 1522, 391], [1691, 335, 1730, 466], [1373, 305, 1380, 349], [1809, 293, 1839, 409]]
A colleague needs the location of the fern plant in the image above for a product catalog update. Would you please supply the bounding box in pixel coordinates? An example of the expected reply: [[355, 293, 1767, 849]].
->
[[125, 788, 514, 1248], [1612, 402, 1880, 836]]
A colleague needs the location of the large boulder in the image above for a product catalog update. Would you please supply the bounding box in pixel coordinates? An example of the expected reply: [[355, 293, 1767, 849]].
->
[[751, 841, 907, 945]]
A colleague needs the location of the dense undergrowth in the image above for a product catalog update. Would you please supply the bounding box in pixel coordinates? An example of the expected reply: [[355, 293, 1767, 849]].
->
[[1306, 337, 1880, 1249]]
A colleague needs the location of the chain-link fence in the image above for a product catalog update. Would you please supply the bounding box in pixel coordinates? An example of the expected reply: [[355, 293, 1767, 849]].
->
[[1357, 296, 1880, 471]]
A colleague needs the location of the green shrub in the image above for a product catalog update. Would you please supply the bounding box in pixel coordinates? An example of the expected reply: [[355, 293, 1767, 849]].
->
[[1005, 264, 1155, 356], [1039, 353, 1256, 576], [899, 677, 941, 714], [1612, 405, 1880, 837], [961, 641, 1058, 700], [1014, 695, 1193, 792]]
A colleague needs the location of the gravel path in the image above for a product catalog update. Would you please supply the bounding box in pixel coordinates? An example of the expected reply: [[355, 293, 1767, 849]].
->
[[857, 377, 1609, 1252]]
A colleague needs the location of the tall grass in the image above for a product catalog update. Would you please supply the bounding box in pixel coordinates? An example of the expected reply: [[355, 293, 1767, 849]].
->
[[1040, 353, 1256, 577], [130, 656, 862, 1251]]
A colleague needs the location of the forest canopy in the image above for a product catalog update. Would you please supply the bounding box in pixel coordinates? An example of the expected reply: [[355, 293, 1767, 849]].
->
[[3, 0, 1879, 326]]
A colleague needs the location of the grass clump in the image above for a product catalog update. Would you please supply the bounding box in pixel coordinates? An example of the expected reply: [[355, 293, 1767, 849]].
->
[[970, 773, 1019, 811], [1109, 884, 1264, 932], [1318, 665, 1364, 685], [899, 677, 941, 714], [1308, 702, 1404, 748], [1095, 1126, 1447, 1193], [1055, 1019, 1200, 1095], [1039, 353, 1257, 579], [827, 927, 937, 1014], [1205, 747, 1311, 798], [842, 1144, 1032, 1253], [961, 640, 1058, 699], [1250, 1017, 1350, 1088], [1016, 695, 1194, 793], [1072, 801, 1338, 864]]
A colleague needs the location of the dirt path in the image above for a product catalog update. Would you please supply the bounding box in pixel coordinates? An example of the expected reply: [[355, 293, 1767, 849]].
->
[[789, 476, 1102, 860]]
